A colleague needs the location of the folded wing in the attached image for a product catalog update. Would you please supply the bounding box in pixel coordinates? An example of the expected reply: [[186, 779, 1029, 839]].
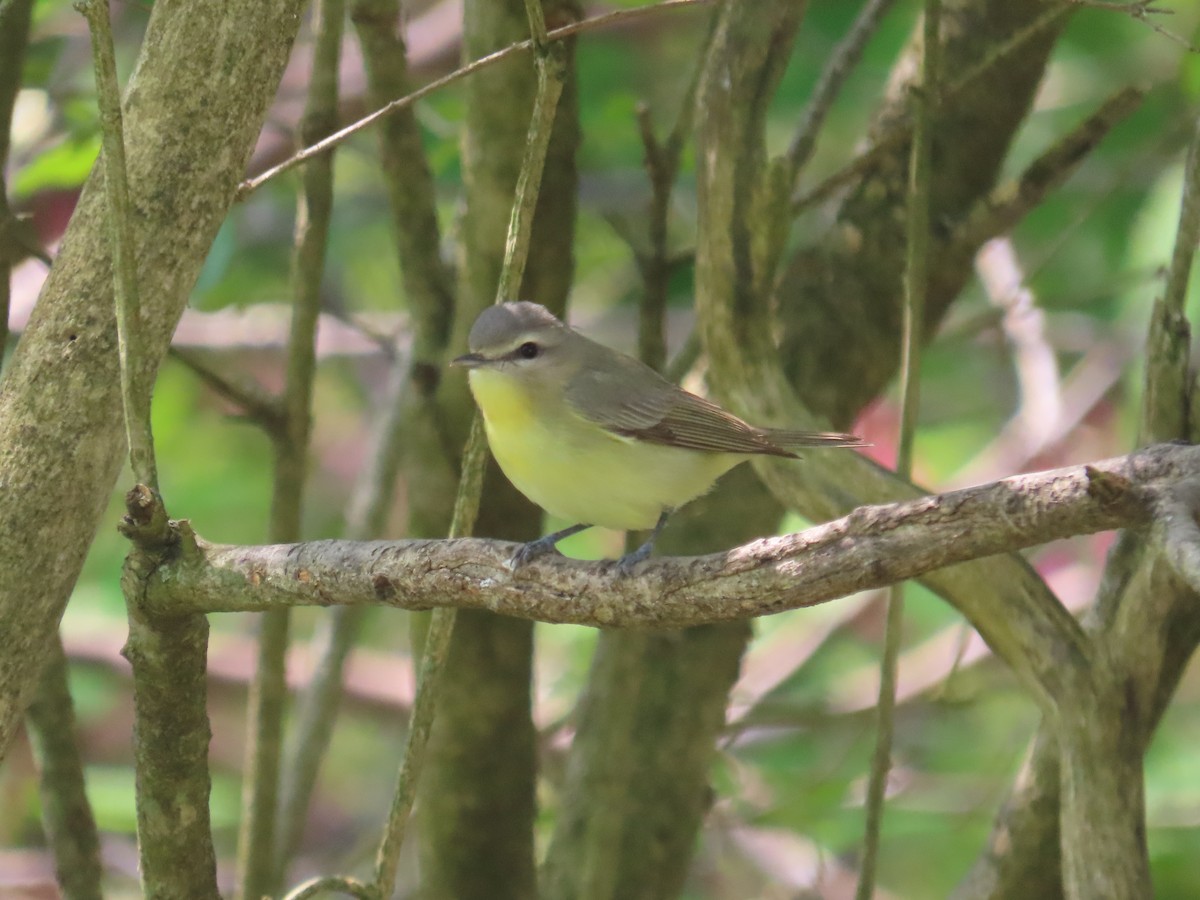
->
[[565, 357, 864, 457]]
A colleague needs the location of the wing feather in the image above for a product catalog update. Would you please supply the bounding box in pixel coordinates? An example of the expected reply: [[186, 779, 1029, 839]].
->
[[564, 357, 863, 457]]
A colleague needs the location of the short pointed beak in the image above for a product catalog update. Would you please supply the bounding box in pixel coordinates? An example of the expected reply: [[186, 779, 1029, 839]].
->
[[451, 352, 486, 369]]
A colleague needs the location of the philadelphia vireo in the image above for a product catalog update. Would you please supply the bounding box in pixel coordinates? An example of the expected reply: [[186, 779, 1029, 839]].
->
[[452, 302, 865, 569]]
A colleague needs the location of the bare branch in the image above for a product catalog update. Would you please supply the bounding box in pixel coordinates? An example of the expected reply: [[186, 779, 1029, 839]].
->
[[953, 85, 1146, 251], [236, 0, 715, 199], [368, 1, 569, 894], [77, 0, 158, 491], [791, 3, 1071, 213], [119, 486, 219, 898], [1141, 109, 1200, 443], [169, 347, 285, 433], [1068, 0, 1198, 51], [632, 13, 712, 371], [237, 0, 345, 893], [275, 0, 459, 860], [786, 0, 900, 183], [140, 444, 1197, 628], [858, 1, 940, 893]]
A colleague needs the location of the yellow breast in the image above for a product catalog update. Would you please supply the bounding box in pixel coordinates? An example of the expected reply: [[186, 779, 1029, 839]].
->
[[467, 368, 742, 532]]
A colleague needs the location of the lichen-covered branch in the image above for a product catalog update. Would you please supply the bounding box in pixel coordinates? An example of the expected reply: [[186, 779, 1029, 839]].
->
[[121, 486, 219, 899], [0, 0, 305, 763], [139, 444, 1194, 627], [123, 600, 219, 900]]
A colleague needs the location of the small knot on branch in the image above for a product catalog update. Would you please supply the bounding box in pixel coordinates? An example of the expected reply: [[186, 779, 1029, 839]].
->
[[1084, 465, 1137, 512], [118, 483, 175, 551]]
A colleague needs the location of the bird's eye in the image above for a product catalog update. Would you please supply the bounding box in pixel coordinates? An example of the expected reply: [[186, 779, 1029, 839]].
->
[[518, 341, 540, 359]]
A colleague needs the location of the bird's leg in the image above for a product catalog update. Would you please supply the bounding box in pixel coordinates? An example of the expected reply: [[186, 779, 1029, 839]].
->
[[509, 523, 593, 569], [616, 509, 671, 575]]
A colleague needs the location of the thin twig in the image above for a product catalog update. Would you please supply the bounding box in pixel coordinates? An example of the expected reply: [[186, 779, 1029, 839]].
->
[[786, 0, 900, 184], [237, 0, 344, 896], [857, 1, 939, 896], [1069, 0, 1198, 52], [368, 0, 568, 892], [953, 85, 1146, 251], [237, 0, 714, 199], [494, 26, 565, 302], [633, 14, 711, 371], [77, 0, 157, 490], [1141, 109, 1200, 443], [169, 347, 285, 433], [792, 3, 1069, 213], [635, 104, 673, 373], [1163, 114, 1200, 318], [276, 0, 458, 871]]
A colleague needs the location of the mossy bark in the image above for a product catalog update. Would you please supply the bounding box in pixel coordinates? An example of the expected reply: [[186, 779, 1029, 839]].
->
[[0, 0, 304, 759]]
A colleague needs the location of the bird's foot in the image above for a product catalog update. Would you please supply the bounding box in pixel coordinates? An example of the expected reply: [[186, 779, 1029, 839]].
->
[[614, 539, 654, 577], [613, 510, 670, 576], [508, 523, 592, 570], [508, 535, 563, 570]]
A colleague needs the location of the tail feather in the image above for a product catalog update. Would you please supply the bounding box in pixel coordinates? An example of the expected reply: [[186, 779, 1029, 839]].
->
[[763, 428, 869, 451]]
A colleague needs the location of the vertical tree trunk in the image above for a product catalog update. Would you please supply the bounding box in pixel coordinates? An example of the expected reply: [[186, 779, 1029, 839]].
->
[[542, 467, 771, 900], [0, 0, 304, 760]]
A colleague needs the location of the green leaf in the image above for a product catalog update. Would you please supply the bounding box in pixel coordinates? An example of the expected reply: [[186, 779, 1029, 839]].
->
[[12, 134, 100, 196]]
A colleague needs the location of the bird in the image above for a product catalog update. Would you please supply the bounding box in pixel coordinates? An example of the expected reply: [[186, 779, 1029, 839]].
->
[[451, 301, 866, 570]]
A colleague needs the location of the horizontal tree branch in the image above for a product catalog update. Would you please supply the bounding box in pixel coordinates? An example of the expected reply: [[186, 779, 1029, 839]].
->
[[136, 444, 1199, 631]]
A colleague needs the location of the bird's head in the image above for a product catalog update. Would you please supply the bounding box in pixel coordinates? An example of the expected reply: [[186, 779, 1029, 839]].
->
[[451, 302, 579, 387]]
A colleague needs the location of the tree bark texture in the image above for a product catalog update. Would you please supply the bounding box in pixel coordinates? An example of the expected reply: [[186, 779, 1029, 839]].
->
[[779, 0, 1069, 429], [0, 0, 305, 760], [134, 444, 1198, 625]]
